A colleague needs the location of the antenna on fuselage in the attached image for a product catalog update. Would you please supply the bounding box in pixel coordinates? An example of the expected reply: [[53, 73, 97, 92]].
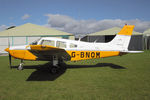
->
[[78, 37, 81, 41], [78, 35, 81, 41], [94, 39, 98, 43], [94, 37, 100, 43]]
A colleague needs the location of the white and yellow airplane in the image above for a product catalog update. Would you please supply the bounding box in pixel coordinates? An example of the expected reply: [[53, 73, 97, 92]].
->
[[5, 25, 143, 73]]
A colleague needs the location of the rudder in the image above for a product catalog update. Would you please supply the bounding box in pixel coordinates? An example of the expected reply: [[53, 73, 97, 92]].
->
[[109, 25, 135, 51]]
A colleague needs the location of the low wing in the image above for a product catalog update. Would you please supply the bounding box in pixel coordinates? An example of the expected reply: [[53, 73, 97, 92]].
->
[[27, 45, 71, 61]]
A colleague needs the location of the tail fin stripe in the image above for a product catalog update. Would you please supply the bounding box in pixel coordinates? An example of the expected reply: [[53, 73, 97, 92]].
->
[[118, 25, 134, 35]]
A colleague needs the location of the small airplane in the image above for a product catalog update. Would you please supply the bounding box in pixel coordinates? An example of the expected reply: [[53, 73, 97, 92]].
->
[[5, 25, 143, 73]]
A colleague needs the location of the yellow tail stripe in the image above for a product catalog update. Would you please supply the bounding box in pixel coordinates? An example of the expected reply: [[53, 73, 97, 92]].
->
[[118, 25, 134, 35]]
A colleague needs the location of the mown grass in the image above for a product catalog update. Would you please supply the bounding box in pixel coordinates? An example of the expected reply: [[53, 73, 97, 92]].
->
[[0, 51, 150, 100]]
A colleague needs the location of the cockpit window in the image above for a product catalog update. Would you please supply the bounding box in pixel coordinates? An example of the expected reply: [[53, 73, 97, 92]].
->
[[70, 43, 77, 48], [56, 41, 66, 48], [41, 40, 55, 46], [30, 38, 41, 45]]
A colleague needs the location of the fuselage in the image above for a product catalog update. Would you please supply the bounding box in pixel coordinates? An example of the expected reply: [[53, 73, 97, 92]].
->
[[5, 37, 122, 61], [5, 25, 137, 61]]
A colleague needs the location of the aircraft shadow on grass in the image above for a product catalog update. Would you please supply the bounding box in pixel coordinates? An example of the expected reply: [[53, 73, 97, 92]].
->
[[11, 62, 126, 81]]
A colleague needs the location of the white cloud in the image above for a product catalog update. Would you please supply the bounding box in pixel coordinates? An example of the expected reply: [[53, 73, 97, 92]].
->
[[0, 25, 7, 31], [45, 14, 150, 34], [21, 14, 30, 20]]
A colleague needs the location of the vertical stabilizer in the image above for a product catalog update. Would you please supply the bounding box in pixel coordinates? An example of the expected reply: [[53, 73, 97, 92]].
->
[[109, 25, 134, 51]]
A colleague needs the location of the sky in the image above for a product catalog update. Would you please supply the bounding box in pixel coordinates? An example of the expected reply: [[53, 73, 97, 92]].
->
[[0, 0, 150, 34]]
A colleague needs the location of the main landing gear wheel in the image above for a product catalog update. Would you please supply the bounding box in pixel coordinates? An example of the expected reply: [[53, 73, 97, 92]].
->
[[50, 66, 60, 74], [49, 56, 65, 74]]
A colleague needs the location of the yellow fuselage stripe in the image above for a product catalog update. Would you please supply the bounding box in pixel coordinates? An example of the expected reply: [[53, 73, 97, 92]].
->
[[66, 51, 120, 61], [8, 49, 120, 61]]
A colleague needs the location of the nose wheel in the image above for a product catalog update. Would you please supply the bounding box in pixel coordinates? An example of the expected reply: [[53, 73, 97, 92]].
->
[[17, 60, 24, 70]]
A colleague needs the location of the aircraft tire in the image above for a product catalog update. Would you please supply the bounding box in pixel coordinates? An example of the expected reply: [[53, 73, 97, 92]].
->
[[17, 66, 23, 70], [50, 66, 59, 74]]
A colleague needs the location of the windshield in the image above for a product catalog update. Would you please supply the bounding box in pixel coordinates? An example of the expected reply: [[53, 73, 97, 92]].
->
[[30, 38, 41, 45]]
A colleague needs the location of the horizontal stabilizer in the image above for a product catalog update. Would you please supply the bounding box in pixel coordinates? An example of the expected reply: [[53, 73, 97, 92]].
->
[[121, 51, 144, 53]]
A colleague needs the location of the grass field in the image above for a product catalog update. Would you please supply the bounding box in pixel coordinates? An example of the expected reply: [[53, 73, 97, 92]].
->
[[0, 51, 150, 100]]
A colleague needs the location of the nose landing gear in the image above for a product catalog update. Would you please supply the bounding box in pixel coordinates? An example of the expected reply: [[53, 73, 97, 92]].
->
[[17, 60, 24, 70]]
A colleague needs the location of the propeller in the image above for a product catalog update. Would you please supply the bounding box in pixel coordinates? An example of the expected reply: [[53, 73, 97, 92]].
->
[[9, 53, 12, 69], [8, 37, 12, 69]]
